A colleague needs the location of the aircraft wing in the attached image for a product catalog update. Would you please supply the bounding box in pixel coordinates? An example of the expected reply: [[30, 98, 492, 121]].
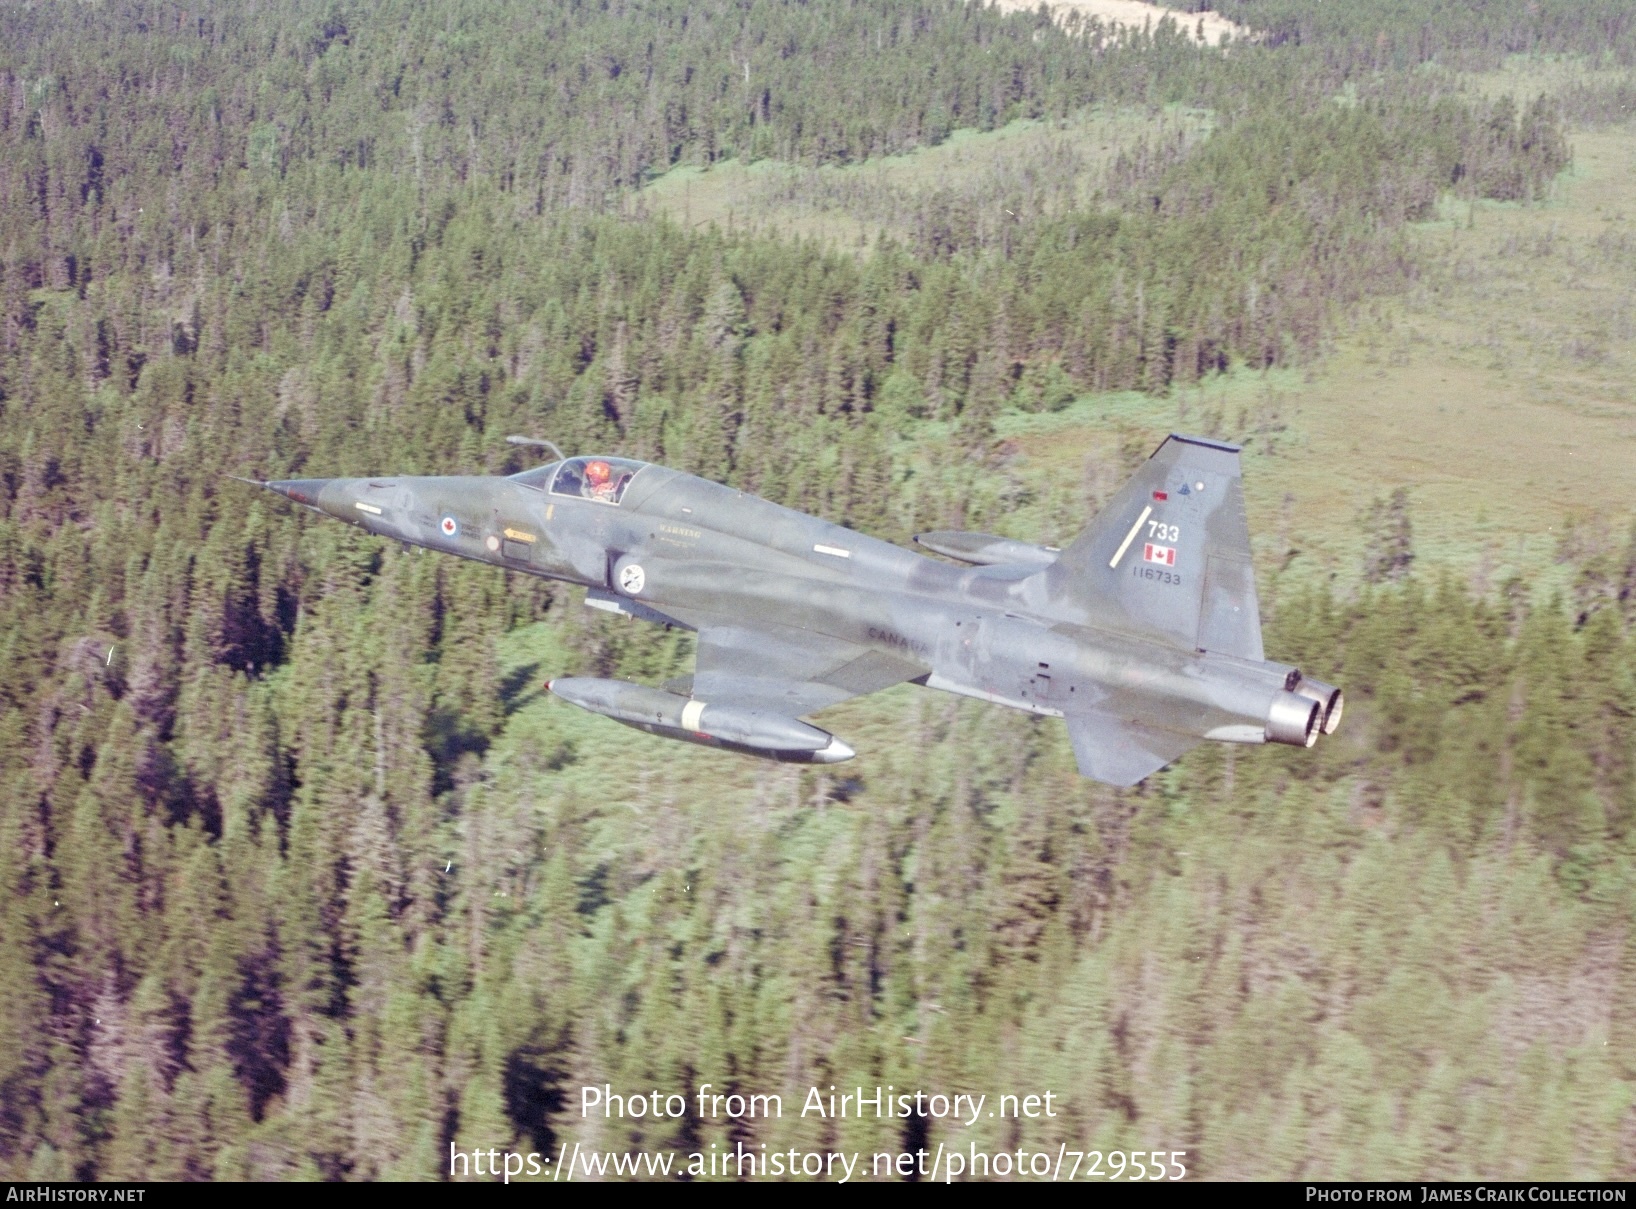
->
[[1064, 712, 1200, 787], [677, 622, 927, 717]]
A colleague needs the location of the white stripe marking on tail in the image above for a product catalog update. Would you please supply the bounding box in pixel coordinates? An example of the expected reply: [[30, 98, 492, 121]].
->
[[1109, 505, 1153, 568]]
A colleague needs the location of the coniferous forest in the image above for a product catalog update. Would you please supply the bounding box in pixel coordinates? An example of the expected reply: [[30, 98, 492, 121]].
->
[[2, 0, 1634, 1181]]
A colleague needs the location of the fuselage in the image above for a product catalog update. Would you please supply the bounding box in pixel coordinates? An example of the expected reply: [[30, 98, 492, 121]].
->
[[267, 457, 1324, 751]]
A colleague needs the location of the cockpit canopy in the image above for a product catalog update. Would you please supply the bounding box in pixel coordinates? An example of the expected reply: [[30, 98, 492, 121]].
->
[[510, 456, 646, 505]]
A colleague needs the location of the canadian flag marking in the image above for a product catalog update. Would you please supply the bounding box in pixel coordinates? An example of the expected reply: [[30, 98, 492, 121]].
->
[[1143, 543, 1176, 566]]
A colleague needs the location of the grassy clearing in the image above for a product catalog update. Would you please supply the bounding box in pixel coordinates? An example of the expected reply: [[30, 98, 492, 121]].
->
[[957, 119, 1636, 594], [1241, 119, 1636, 593], [953, 104, 1636, 594], [637, 105, 1212, 248], [1450, 54, 1636, 107]]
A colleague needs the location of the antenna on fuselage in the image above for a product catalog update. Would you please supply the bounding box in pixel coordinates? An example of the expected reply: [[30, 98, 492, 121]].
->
[[505, 434, 568, 462]]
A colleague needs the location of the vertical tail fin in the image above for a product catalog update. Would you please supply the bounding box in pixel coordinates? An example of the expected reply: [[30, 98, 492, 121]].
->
[[1031, 434, 1263, 659]]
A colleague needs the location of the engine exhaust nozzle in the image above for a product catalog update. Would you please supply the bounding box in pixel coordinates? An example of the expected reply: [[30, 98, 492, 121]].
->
[[1291, 676, 1344, 735], [1266, 690, 1321, 748]]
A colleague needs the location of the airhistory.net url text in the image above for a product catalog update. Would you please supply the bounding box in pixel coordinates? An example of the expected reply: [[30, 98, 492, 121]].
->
[[450, 1140, 1188, 1182]]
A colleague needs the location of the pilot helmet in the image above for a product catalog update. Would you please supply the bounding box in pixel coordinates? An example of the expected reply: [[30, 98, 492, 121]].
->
[[585, 460, 612, 485]]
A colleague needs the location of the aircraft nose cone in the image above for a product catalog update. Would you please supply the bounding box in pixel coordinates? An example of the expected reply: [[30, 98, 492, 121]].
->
[[264, 479, 334, 508]]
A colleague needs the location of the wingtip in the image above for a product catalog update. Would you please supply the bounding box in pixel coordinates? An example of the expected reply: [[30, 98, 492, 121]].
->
[[811, 735, 856, 764]]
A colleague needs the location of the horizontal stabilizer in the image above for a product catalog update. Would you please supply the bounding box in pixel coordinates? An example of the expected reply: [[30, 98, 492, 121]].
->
[[1065, 712, 1199, 786]]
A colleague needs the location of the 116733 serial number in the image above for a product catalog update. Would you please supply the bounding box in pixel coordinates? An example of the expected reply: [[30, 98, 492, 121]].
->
[[1132, 566, 1182, 586]]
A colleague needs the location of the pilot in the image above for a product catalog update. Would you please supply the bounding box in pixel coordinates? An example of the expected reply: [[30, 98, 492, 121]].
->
[[583, 459, 617, 502]]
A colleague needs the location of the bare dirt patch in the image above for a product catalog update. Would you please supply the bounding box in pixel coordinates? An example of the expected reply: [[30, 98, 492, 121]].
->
[[984, 0, 1247, 45]]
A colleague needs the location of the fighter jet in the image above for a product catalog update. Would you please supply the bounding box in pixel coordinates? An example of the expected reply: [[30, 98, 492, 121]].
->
[[248, 433, 1340, 785]]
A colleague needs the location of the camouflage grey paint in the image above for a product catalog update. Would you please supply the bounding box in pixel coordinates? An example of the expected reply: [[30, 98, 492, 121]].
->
[[255, 434, 1343, 785], [913, 530, 1058, 569]]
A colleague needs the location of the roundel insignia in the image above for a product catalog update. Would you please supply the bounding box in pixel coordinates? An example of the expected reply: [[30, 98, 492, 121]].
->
[[618, 563, 646, 595], [440, 515, 459, 538]]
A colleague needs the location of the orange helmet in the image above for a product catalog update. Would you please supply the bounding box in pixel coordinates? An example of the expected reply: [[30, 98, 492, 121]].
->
[[585, 460, 612, 485]]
